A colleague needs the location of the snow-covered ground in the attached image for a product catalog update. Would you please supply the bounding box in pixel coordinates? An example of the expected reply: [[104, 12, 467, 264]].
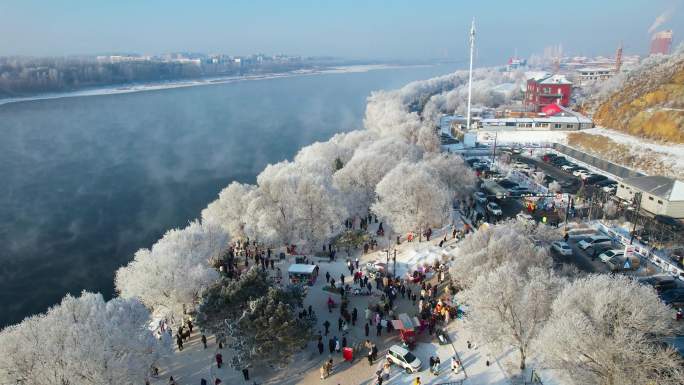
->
[[584, 127, 684, 171]]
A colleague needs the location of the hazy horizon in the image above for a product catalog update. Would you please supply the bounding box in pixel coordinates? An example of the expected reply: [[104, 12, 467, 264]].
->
[[1, 0, 682, 62]]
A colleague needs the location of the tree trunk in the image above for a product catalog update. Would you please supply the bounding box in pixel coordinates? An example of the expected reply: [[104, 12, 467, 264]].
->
[[519, 347, 526, 370]]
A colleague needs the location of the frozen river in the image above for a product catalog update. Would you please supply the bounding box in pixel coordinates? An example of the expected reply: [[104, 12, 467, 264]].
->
[[0, 63, 459, 327]]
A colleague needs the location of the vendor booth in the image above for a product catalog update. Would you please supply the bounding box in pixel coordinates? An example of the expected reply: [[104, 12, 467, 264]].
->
[[287, 264, 318, 285]]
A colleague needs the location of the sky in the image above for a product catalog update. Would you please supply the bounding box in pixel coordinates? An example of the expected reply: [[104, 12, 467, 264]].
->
[[0, 0, 683, 63]]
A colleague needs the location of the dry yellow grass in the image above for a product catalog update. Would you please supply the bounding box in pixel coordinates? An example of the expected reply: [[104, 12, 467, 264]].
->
[[592, 60, 684, 143]]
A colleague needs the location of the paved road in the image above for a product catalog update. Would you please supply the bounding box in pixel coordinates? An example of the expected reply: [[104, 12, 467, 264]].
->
[[513, 154, 580, 194], [552, 237, 611, 274]]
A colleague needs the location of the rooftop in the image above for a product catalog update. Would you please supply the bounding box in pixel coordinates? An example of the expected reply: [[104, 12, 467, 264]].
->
[[539, 74, 572, 85], [622, 176, 684, 201]]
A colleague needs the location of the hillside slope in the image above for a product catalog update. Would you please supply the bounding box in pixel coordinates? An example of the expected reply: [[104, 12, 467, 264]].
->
[[584, 47, 684, 143]]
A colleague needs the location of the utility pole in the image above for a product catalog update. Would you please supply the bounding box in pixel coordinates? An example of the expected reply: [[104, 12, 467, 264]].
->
[[630, 192, 642, 245], [466, 17, 476, 131]]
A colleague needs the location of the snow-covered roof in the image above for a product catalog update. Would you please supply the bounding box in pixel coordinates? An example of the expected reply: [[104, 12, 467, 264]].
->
[[480, 114, 592, 124], [577, 67, 614, 73], [287, 264, 317, 274], [622, 176, 684, 201], [525, 71, 550, 81], [539, 74, 572, 85]]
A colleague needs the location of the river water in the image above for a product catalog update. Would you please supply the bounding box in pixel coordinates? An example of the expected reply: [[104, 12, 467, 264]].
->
[[0, 64, 458, 327]]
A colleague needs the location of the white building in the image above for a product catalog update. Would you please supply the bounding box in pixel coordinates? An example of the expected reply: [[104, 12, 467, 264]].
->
[[479, 114, 592, 131], [616, 176, 684, 219], [577, 67, 614, 84]]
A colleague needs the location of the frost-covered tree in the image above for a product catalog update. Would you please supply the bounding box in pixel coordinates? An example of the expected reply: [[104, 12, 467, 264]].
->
[[537, 275, 682, 385], [421, 153, 477, 199], [371, 162, 451, 237], [450, 219, 552, 287], [201, 181, 256, 240], [227, 286, 313, 369], [333, 137, 421, 218], [196, 268, 312, 370], [0, 292, 167, 385], [195, 267, 273, 334], [246, 161, 346, 250], [293, 130, 375, 180], [115, 221, 228, 320], [458, 263, 563, 370]]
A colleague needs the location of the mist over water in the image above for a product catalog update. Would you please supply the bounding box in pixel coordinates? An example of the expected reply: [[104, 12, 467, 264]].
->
[[0, 64, 458, 327]]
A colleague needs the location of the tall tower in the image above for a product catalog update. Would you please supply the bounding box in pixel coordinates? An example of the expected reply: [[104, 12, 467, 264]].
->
[[615, 42, 623, 73], [650, 30, 673, 55], [466, 18, 476, 131]]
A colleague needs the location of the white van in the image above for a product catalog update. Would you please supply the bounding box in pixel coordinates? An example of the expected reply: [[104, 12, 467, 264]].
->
[[578, 235, 613, 250], [386, 345, 421, 373]]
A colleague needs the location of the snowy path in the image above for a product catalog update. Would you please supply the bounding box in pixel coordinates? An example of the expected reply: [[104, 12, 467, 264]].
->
[[149, 220, 516, 385]]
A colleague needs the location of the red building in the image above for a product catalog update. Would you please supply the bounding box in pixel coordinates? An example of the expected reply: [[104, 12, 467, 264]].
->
[[525, 74, 572, 112], [650, 30, 673, 55]]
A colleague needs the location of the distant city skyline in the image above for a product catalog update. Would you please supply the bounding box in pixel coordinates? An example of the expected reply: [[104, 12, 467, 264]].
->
[[1, 0, 682, 63]]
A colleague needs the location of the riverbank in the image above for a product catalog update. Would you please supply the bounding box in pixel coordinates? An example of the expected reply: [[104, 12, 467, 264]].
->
[[0, 64, 431, 107]]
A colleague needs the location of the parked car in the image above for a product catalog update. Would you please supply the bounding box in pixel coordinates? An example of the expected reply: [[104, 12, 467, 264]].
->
[[509, 186, 531, 196], [639, 276, 679, 293], [387, 345, 421, 373], [486, 202, 503, 216], [498, 179, 518, 189], [655, 215, 684, 231], [598, 249, 624, 263], [659, 289, 684, 308], [573, 169, 590, 178], [473, 191, 488, 204], [551, 241, 573, 256], [606, 255, 627, 271], [511, 161, 528, 169], [578, 235, 613, 250], [585, 174, 608, 184]]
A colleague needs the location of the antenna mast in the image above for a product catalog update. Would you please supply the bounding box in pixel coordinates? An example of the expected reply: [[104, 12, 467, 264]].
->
[[615, 42, 623, 73], [466, 18, 476, 131]]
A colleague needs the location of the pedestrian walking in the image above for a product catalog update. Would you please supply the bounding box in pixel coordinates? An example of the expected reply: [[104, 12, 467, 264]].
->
[[308, 305, 313, 317], [352, 307, 358, 326], [340, 273, 345, 285], [323, 320, 330, 335], [451, 357, 461, 373], [325, 271, 330, 283], [201, 334, 207, 349], [242, 368, 249, 381], [215, 352, 223, 368], [176, 335, 183, 351], [365, 322, 370, 337], [413, 376, 421, 385], [338, 317, 343, 331], [377, 374, 383, 385], [342, 336, 347, 348], [328, 338, 335, 354], [335, 337, 340, 352], [187, 319, 193, 334], [318, 340, 324, 354]]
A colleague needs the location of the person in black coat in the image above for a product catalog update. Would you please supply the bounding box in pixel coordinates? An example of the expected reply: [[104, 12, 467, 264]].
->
[[317, 340, 324, 355], [365, 322, 370, 337], [376, 322, 382, 337], [351, 308, 358, 326], [328, 338, 335, 354]]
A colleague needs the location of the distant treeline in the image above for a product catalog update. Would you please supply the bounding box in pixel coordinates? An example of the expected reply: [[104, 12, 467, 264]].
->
[[0, 56, 318, 97]]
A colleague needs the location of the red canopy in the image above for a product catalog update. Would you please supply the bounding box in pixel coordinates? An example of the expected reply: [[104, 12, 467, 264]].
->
[[542, 103, 562, 116]]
